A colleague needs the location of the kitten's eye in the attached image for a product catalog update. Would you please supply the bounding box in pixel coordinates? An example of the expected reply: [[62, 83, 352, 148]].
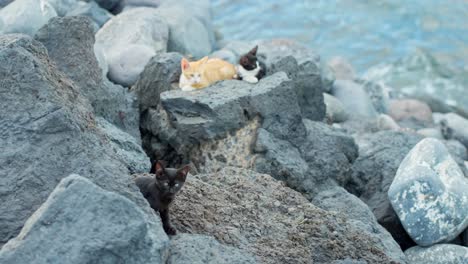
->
[[190, 74, 194, 77], [175, 183, 179, 187], [163, 182, 169, 187]]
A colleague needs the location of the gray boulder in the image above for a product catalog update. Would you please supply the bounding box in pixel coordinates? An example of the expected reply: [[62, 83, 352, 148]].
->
[[66, 1, 113, 28], [388, 138, 468, 246], [345, 131, 423, 249], [434, 112, 468, 148], [168, 234, 257, 264], [324, 93, 348, 123], [169, 167, 405, 264], [0, 175, 168, 263], [0, 0, 57, 36], [332, 80, 378, 119], [96, 7, 169, 86], [0, 34, 152, 246], [313, 187, 406, 263], [405, 244, 468, 264], [155, 2, 214, 58], [96, 117, 150, 174], [34, 16, 141, 139]]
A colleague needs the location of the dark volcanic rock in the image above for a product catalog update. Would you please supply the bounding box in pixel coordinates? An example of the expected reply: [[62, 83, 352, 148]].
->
[[0, 175, 168, 263], [0, 34, 152, 246], [170, 167, 406, 264], [34, 16, 141, 139], [345, 131, 424, 249]]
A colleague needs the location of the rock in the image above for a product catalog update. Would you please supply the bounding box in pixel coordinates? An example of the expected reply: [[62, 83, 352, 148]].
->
[[96, 7, 169, 86], [35, 16, 141, 139], [0, 34, 153, 246], [94, 0, 122, 12], [357, 79, 391, 114], [0, 175, 168, 263], [345, 131, 423, 250], [405, 244, 468, 264], [210, 49, 237, 64], [156, 2, 213, 58], [94, 43, 108, 75], [167, 167, 406, 263], [388, 138, 468, 246], [96, 117, 150, 173], [324, 93, 348, 123], [134, 52, 183, 111], [0, 0, 57, 36], [463, 229, 468, 247], [434, 112, 468, 148], [313, 187, 406, 263], [377, 114, 401, 131], [332, 80, 378, 119], [46, 0, 80, 16], [0, 0, 13, 8], [418, 127, 444, 139], [168, 234, 257, 264], [389, 99, 433, 124], [66, 1, 113, 28], [327, 56, 356, 80]]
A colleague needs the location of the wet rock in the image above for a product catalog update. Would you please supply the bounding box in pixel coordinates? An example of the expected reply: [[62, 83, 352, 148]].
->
[[0, 0, 57, 36], [405, 244, 468, 264], [388, 138, 468, 246], [168, 234, 257, 264], [345, 131, 423, 249], [170, 167, 406, 264], [0, 175, 168, 264], [96, 7, 169, 86]]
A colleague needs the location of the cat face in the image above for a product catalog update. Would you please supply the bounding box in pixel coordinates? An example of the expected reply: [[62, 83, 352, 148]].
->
[[239, 45, 259, 71], [153, 161, 190, 195], [181, 57, 208, 85]]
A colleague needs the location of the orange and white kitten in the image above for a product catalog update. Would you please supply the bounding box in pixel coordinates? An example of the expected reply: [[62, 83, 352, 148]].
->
[[179, 57, 237, 91]]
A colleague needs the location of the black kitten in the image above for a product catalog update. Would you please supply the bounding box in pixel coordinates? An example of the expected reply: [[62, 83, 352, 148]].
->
[[237, 45, 266, 83], [134, 161, 190, 235]]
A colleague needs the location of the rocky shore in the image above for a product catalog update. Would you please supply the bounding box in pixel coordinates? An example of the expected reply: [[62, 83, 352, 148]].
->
[[0, 1, 467, 263]]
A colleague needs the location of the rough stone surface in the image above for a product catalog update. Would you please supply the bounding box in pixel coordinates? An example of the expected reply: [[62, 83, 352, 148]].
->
[[0, 0, 57, 36], [34, 16, 141, 139], [96, 7, 169, 86], [0, 175, 168, 263], [345, 131, 423, 249], [324, 93, 348, 123], [434, 112, 468, 148], [169, 167, 405, 264], [332, 80, 378, 119], [0, 34, 153, 246], [389, 99, 433, 124], [66, 1, 113, 28], [405, 244, 468, 264], [168, 234, 257, 264], [312, 187, 406, 263], [388, 138, 468, 246]]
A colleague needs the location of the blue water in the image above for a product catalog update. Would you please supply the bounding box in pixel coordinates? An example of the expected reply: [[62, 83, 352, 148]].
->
[[211, 0, 468, 72]]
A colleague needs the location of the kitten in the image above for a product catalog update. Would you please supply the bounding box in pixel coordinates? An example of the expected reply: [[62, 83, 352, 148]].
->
[[179, 56, 237, 91], [236, 45, 266, 83], [134, 161, 190, 235]]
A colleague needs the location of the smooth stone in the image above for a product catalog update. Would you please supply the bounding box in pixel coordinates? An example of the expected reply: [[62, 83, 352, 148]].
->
[[388, 138, 468, 246], [405, 244, 468, 264]]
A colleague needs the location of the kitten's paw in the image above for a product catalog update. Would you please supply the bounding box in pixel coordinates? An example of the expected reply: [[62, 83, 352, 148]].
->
[[181, 86, 195, 91], [164, 226, 177, 236], [245, 77, 258, 83]]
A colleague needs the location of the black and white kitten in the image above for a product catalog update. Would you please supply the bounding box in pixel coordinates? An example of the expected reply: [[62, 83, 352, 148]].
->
[[134, 161, 190, 235], [236, 45, 266, 83]]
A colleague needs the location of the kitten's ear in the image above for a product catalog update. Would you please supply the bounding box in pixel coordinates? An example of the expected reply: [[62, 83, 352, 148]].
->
[[181, 58, 190, 71], [249, 45, 258, 56], [199, 56, 209, 64], [176, 165, 190, 181], [151, 160, 166, 178]]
